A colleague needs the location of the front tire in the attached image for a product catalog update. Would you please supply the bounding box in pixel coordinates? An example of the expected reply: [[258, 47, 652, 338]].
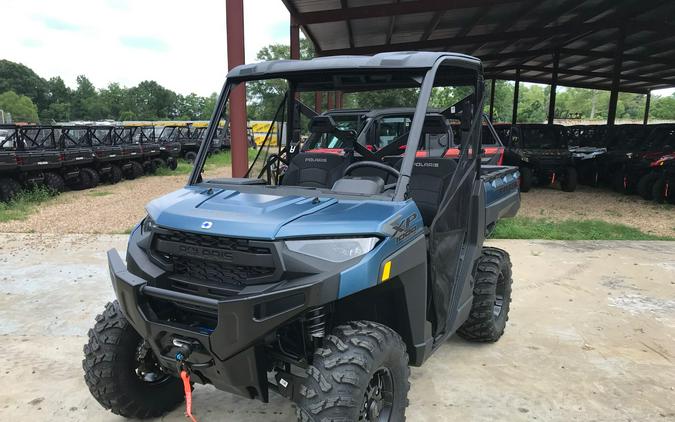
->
[[560, 167, 578, 192], [43, 171, 65, 193], [637, 173, 659, 200], [296, 321, 410, 422], [519, 167, 533, 192], [0, 177, 22, 202], [458, 247, 513, 342], [83, 301, 184, 419]]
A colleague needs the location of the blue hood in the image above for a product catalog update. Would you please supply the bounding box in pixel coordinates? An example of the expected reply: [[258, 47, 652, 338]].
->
[[146, 186, 412, 239]]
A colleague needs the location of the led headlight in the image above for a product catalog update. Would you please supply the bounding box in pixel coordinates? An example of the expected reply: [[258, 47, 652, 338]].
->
[[285, 237, 379, 263], [141, 215, 157, 233]]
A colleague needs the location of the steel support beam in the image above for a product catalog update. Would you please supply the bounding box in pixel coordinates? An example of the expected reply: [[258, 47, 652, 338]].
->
[[512, 68, 521, 125], [327, 91, 334, 110], [226, 0, 247, 177], [607, 27, 625, 126], [548, 50, 559, 124], [489, 78, 496, 122], [314, 92, 323, 113], [290, 17, 300, 59], [644, 91, 651, 125]]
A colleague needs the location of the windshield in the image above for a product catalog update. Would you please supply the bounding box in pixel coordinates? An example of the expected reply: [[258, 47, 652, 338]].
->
[[519, 125, 565, 149], [191, 57, 482, 202]]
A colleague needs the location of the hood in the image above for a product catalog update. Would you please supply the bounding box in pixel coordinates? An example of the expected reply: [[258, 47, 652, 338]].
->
[[146, 186, 404, 240]]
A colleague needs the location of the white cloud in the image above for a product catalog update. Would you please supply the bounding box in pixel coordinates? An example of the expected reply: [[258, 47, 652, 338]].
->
[[2, 0, 291, 96]]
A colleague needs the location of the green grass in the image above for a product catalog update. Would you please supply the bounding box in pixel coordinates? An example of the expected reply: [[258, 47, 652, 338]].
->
[[88, 190, 113, 197], [492, 217, 674, 241], [153, 149, 261, 177], [0, 187, 55, 222]]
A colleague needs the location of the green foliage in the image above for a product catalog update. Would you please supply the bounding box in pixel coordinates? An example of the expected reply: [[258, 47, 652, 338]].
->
[[0, 186, 55, 222], [492, 217, 673, 240], [0, 91, 39, 122]]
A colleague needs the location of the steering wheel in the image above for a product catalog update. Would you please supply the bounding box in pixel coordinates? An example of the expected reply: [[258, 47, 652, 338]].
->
[[343, 161, 401, 190]]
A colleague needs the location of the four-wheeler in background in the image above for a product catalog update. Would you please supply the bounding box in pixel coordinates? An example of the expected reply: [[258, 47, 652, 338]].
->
[[650, 153, 675, 204], [56, 125, 99, 190], [564, 125, 608, 186], [502, 123, 577, 192], [597, 124, 646, 190], [12, 126, 65, 193], [154, 126, 181, 170], [0, 125, 22, 201], [610, 124, 675, 197], [83, 51, 521, 422], [112, 125, 147, 179], [130, 125, 164, 173], [88, 125, 125, 185]]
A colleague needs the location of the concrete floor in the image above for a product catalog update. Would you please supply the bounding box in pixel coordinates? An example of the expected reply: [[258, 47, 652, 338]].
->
[[0, 234, 674, 421]]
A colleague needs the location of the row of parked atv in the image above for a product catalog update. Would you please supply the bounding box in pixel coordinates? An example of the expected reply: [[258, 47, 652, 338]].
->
[[494, 123, 675, 203], [0, 123, 228, 203]]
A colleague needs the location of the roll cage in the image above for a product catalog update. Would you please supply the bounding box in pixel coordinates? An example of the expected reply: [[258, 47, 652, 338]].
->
[[189, 52, 484, 202]]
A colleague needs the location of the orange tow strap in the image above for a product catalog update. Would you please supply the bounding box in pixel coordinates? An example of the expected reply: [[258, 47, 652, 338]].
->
[[180, 370, 198, 422]]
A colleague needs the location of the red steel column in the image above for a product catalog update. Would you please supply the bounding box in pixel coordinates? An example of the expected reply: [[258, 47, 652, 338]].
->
[[226, 0, 247, 177], [327, 91, 334, 110], [335, 91, 343, 108], [290, 17, 300, 60]]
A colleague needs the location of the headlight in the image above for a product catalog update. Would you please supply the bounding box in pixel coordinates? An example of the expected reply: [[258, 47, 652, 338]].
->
[[285, 237, 379, 263], [141, 215, 157, 234]]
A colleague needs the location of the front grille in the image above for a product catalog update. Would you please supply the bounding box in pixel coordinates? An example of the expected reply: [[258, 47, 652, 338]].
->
[[151, 229, 280, 293]]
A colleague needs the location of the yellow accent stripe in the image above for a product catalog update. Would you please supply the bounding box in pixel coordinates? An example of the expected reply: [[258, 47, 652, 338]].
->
[[381, 261, 392, 282]]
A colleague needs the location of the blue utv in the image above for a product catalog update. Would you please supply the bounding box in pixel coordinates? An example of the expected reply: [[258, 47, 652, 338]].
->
[[83, 52, 520, 421]]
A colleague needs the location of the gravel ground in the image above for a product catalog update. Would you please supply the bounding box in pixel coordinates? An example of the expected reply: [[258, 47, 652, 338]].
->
[[0, 174, 673, 236], [519, 185, 675, 238]]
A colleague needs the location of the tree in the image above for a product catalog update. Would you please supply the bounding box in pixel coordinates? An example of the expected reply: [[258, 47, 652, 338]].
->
[[128, 80, 177, 120], [650, 94, 675, 120], [0, 91, 40, 122], [0, 60, 49, 111]]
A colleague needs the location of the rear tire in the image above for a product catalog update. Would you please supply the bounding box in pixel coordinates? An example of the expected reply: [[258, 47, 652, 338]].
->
[[167, 157, 178, 170], [0, 177, 22, 202], [125, 161, 144, 180], [152, 158, 166, 169], [83, 301, 184, 419], [637, 173, 659, 200], [295, 321, 410, 422], [81, 168, 100, 188], [519, 167, 533, 192], [142, 160, 156, 174], [611, 171, 629, 194], [560, 166, 578, 192], [184, 151, 197, 163], [458, 247, 513, 342], [43, 171, 65, 194], [108, 165, 123, 184]]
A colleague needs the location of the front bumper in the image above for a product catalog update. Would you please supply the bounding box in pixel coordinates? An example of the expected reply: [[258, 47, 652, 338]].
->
[[107, 242, 340, 401]]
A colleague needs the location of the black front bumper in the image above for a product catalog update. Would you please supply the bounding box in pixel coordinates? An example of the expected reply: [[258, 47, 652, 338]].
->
[[108, 242, 340, 401]]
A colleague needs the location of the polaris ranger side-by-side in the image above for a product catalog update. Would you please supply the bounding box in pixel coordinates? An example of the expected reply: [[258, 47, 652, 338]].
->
[[83, 52, 521, 421], [503, 123, 577, 192]]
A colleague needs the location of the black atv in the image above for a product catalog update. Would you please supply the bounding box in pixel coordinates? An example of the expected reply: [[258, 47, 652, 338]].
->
[[503, 123, 577, 192], [650, 153, 675, 204], [598, 124, 646, 191], [564, 125, 608, 186], [56, 125, 100, 189], [88, 126, 126, 185], [155, 126, 181, 170], [0, 125, 22, 201]]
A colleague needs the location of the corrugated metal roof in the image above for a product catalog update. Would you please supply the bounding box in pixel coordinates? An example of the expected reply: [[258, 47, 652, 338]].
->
[[281, 0, 675, 93]]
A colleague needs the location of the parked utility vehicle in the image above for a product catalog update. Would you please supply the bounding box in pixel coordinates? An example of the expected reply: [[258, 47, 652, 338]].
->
[[502, 124, 577, 192], [83, 52, 520, 421]]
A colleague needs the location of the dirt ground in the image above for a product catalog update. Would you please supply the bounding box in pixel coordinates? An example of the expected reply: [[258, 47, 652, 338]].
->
[[1, 173, 673, 236], [0, 234, 673, 421]]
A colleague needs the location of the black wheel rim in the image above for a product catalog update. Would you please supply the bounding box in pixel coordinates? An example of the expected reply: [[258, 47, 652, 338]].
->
[[359, 368, 394, 421], [135, 341, 169, 384], [493, 271, 506, 318]]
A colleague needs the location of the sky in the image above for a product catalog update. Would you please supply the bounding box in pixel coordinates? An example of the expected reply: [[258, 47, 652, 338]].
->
[[2, 0, 674, 98], [3, 0, 291, 96]]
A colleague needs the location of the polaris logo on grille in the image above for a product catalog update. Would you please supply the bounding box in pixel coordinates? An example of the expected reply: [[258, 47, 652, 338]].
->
[[201, 221, 213, 229], [177, 245, 232, 261]]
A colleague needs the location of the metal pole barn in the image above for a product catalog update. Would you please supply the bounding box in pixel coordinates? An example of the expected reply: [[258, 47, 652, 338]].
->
[[547, 49, 559, 124], [607, 27, 625, 127], [512, 68, 520, 125], [489, 79, 496, 122], [226, 0, 248, 177], [643, 91, 651, 125]]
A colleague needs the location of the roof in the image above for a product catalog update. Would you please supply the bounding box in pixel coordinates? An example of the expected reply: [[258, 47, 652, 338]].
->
[[281, 0, 675, 93], [226, 51, 480, 81]]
